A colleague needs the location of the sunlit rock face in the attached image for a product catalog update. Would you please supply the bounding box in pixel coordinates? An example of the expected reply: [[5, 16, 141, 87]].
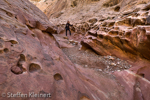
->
[[30, 0, 150, 24]]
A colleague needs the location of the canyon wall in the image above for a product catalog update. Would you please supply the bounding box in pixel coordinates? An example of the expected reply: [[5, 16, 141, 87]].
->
[[29, 0, 150, 99], [32, 0, 150, 81], [0, 0, 150, 100]]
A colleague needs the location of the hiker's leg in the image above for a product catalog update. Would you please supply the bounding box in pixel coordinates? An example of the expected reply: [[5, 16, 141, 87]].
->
[[66, 29, 67, 36], [69, 29, 71, 36]]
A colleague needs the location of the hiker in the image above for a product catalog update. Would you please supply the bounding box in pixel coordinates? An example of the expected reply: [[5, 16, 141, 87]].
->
[[65, 21, 73, 36]]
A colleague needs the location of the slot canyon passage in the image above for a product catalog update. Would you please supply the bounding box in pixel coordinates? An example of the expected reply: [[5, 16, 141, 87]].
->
[[0, 0, 150, 100]]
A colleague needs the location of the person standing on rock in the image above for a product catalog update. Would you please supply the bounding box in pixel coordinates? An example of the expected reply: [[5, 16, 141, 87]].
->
[[65, 21, 73, 36]]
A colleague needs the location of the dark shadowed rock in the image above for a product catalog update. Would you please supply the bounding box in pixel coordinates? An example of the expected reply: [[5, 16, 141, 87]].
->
[[146, 15, 150, 24]]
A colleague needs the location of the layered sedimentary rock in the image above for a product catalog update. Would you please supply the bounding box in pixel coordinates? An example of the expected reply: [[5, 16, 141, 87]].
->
[[80, 2, 150, 81], [0, 0, 150, 100], [30, 0, 150, 99], [30, 0, 150, 24], [34, 0, 150, 79]]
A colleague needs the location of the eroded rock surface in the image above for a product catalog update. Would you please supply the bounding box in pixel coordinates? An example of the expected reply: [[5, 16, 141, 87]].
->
[[34, 0, 150, 78], [80, 3, 150, 83], [30, 0, 150, 99], [0, 0, 150, 100]]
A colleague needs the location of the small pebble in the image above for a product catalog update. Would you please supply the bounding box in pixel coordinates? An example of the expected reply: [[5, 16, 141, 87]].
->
[[98, 69, 102, 71], [85, 65, 88, 68], [107, 66, 109, 69], [110, 63, 116, 66]]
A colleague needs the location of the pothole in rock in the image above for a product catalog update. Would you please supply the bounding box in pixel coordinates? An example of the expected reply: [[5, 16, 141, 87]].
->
[[11, 66, 23, 75], [4, 48, 9, 53], [29, 63, 41, 73], [78, 92, 90, 100], [54, 73, 63, 81], [6, 12, 13, 17], [114, 6, 120, 12], [71, 1, 77, 7], [19, 54, 26, 62], [9, 40, 18, 44], [139, 73, 145, 78], [80, 96, 90, 100]]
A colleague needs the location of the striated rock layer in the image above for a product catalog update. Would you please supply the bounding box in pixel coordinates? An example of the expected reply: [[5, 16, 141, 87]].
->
[[30, 0, 150, 24], [0, 0, 150, 100], [34, 0, 150, 80], [80, 2, 150, 82], [31, 0, 150, 99]]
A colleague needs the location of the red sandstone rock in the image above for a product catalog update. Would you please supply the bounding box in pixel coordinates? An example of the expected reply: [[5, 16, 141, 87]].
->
[[11, 66, 23, 75], [0, 0, 150, 100]]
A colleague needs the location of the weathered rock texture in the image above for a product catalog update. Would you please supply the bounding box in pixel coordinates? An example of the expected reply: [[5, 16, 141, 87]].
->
[[0, 0, 150, 100], [80, 2, 150, 82], [31, 0, 150, 24], [33, 0, 150, 77], [30, 0, 150, 100]]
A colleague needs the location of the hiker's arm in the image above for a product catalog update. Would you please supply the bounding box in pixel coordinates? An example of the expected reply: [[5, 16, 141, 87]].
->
[[69, 24, 73, 26]]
